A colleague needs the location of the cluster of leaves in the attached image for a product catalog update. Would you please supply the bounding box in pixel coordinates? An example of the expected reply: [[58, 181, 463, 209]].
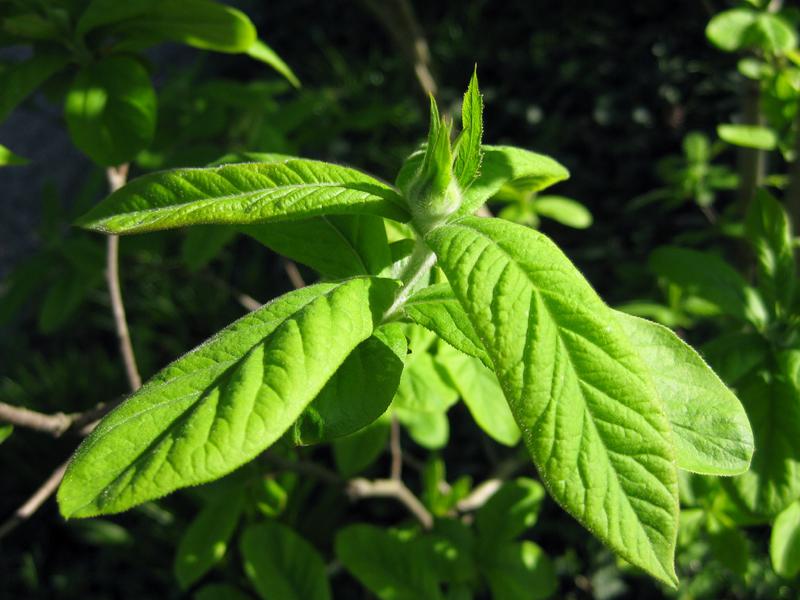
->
[[0, 0, 297, 167], [48, 71, 757, 595]]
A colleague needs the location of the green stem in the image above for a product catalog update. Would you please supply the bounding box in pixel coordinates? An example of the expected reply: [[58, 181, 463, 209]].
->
[[382, 241, 436, 321]]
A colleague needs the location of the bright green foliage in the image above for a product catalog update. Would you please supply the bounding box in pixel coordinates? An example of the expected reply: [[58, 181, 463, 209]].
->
[[58, 278, 397, 517], [533, 195, 593, 228], [403, 283, 491, 367], [707, 8, 797, 54], [65, 55, 157, 166], [717, 124, 777, 150], [427, 217, 679, 585], [745, 189, 795, 313], [241, 521, 331, 600], [770, 500, 800, 578], [76, 159, 409, 233], [437, 342, 521, 446], [55, 71, 758, 592], [615, 312, 753, 476], [174, 487, 245, 588], [453, 68, 483, 188], [0, 144, 29, 167], [247, 40, 301, 88], [0, 424, 12, 444]]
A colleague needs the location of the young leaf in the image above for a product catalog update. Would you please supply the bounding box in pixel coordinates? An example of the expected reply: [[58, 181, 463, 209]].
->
[[57, 278, 398, 517], [394, 351, 459, 414], [770, 500, 800, 579], [535, 196, 593, 229], [615, 312, 753, 476], [727, 355, 800, 517], [745, 189, 795, 312], [650, 246, 767, 326], [0, 54, 68, 123], [336, 524, 444, 600], [459, 146, 569, 216], [480, 541, 557, 600], [107, 0, 257, 54], [0, 424, 12, 445], [426, 216, 679, 585], [437, 342, 520, 446], [241, 521, 331, 600], [244, 214, 393, 279], [475, 478, 545, 548], [292, 324, 405, 444], [76, 159, 409, 234], [174, 488, 245, 589], [453, 68, 483, 188], [706, 9, 758, 52], [717, 124, 777, 150], [247, 39, 301, 88], [395, 406, 449, 450], [403, 283, 491, 368], [65, 55, 157, 166], [0, 143, 29, 167]]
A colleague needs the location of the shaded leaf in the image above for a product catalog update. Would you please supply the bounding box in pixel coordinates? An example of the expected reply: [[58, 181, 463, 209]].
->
[[771, 500, 800, 579]]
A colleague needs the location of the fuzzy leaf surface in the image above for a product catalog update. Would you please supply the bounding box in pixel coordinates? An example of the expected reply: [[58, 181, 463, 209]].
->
[[426, 216, 679, 585], [57, 278, 397, 517], [77, 159, 409, 234], [616, 312, 753, 475]]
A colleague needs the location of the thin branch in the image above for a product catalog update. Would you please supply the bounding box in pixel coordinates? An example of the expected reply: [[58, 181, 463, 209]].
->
[[105, 164, 141, 392], [456, 479, 502, 512], [347, 478, 434, 530], [282, 258, 306, 289], [0, 403, 74, 437], [0, 461, 68, 539]]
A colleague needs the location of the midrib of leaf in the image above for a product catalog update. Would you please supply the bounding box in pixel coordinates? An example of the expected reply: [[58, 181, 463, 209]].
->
[[428, 219, 677, 583]]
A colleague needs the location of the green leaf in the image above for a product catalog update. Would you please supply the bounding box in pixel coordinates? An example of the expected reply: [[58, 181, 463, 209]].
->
[[717, 124, 777, 150], [0, 54, 68, 123], [65, 55, 157, 166], [728, 354, 800, 517], [749, 14, 798, 54], [397, 145, 568, 218], [650, 246, 767, 326], [771, 500, 800, 578], [460, 146, 569, 216], [174, 488, 245, 589], [333, 416, 390, 477], [426, 217, 679, 585], [534, 196, 592, 229], [107, 0, 257, 54], [745, 189, 795, 312], [293, 324, 405, 444], [403, 283, 491, 368], [475, 478, 545, 548], [394, 351, 459, 414], [453, 68, 483, 188], [336, 524, 444, 600], [194, 583, 253, 600], [241, 521, 331, 600], [0, 143, 29, 166], [245, 214, 393, 279], [57, 278, 397, 517], [706, 9, 758, 52], [247, 39, 301, 88], [77, 159, 409, 234], [0, 424, 13, 444], [437, 342, 520, 446], [75, 0, 158, 35], [615, 312, 753, 476], [480, 541, 557, 600], [395, 406, 449, 450]]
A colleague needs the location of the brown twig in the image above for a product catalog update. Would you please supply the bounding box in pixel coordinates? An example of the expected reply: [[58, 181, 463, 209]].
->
[[389, 415, 403, 480], [105, 164, 142, 392], [282, 258, 306, 289], [0, 403, 75, 437], [0, 461, 68, 539], [347, 478, 434, 530]]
